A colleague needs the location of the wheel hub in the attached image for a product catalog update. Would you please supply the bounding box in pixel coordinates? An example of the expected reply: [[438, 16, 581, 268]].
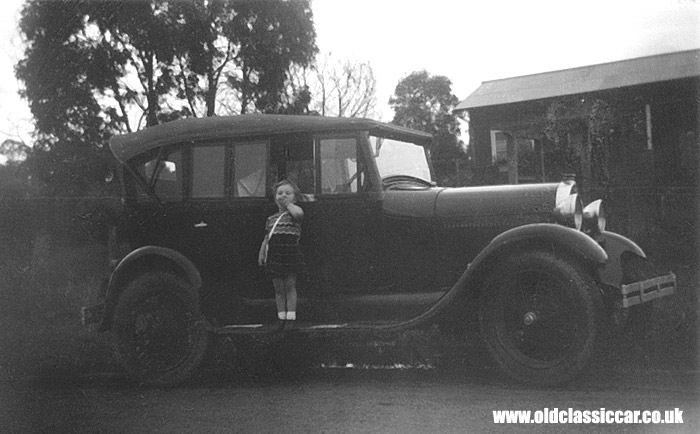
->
[[523, 311, 537, 325]]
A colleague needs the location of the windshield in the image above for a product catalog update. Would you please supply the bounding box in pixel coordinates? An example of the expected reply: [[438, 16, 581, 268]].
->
[[369, 136, 432, 181]]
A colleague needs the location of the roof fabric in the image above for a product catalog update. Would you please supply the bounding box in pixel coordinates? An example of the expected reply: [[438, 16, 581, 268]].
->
[[455, 49, 700, 111], [110, 114, 431, 163]]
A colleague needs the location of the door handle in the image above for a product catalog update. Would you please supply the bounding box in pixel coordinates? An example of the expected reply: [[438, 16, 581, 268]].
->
[[194, 221, 208, 228]]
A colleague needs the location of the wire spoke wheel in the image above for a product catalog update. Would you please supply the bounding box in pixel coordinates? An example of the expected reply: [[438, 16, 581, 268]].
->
[[113, 272, 210, 385], [480, 251, 602, 386]]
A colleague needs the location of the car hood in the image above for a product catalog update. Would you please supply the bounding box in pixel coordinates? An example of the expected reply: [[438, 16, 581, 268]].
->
[[382, 183, 560, 223]]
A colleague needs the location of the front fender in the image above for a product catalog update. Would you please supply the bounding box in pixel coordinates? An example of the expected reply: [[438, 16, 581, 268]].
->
[[98, 246, 202, 331], [404, 224, 608, 325], [471, 223, 608, 270], [457, 224, 607, 298], [598, 231, 646, 288]]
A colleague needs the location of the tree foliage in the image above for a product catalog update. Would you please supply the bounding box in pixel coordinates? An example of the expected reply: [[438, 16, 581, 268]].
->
[[389, 71, 459, 135], [16, 0, 317, 195], [0, 139, 30, 164], [389, 69, 464, 172]]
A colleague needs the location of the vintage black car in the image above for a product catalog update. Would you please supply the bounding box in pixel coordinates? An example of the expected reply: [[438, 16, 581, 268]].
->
[[82, 114, 676, 386]]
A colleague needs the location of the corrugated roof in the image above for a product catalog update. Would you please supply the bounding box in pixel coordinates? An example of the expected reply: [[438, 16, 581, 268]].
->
[[110, 114, 432, 163], [455, 49, 700, 111]]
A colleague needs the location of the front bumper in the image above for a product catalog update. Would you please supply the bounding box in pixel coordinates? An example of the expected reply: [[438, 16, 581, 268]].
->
[[620, 273, 676, 308]]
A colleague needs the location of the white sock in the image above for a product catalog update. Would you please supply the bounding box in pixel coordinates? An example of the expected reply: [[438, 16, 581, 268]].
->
[[286, 311, 296, 321], [277, 311, 286, 320]]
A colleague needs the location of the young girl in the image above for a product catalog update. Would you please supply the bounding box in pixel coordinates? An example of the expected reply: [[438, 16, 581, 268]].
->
[[258, 179, 304, 323]]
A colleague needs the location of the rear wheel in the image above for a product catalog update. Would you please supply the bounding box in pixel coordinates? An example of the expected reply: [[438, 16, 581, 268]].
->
[[112, 272, 210, 385], [479, 251, 603, 386]]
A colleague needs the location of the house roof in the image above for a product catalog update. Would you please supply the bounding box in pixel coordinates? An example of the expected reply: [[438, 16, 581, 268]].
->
[[455, 49, 700, 111], [110, 114, 432, 163]]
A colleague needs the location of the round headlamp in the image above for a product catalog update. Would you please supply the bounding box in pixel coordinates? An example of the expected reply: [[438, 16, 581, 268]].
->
[[582, 199, 606, 234], [554, 181, 583, 230]]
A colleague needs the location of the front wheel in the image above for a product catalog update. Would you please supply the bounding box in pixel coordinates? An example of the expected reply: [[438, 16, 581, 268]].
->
[[112, 272, 211, 385], [479, 251, 603, 386]]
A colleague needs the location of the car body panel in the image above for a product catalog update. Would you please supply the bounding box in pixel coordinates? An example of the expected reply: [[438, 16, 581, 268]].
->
[[88, 114, 674, 333]]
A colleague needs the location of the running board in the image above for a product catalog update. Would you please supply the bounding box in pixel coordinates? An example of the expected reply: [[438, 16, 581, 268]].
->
[[213, 321, 404, 336]]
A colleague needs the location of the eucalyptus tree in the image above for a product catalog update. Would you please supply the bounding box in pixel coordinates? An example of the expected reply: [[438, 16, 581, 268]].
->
[[16, 0, 317, 195]]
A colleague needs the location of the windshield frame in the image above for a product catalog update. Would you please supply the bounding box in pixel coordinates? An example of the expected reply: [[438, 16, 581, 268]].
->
[[368, 135, 434, 183]]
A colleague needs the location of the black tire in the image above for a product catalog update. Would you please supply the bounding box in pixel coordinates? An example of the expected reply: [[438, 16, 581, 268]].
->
[[479, 251, 603, 386], [112, 272, 210, 386]]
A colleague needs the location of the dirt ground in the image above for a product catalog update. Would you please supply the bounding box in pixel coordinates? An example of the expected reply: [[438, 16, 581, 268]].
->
[[2, 362, 698, 434]]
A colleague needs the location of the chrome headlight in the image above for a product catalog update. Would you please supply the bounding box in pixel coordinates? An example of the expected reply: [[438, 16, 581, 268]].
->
[[582, 199, 606, 234], [554, 180, 583, 230]]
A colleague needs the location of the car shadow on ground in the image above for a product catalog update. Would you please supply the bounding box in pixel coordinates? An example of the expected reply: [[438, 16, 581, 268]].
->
[[15, 329, 698, 396]]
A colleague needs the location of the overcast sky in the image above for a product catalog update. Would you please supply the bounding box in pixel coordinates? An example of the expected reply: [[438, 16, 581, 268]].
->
[[1, 0, 699, 153]]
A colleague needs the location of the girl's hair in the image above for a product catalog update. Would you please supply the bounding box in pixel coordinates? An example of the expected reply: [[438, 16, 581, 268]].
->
[[272, 178, 301, 202]]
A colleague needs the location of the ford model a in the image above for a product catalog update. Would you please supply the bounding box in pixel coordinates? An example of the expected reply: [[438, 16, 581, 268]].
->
[[81, 114, 676, 386]]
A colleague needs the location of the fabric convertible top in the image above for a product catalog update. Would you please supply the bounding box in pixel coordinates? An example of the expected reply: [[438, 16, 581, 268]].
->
[[110, 114, 432, 163]]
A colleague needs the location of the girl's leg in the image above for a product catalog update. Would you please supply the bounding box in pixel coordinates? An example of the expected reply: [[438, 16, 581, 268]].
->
[[284, 274, 297, 320], [272, 277, 286, 320]]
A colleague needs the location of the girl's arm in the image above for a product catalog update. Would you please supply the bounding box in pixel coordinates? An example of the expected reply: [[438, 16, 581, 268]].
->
[[258, 238, 268, 266], [287, 202, 304, 220]]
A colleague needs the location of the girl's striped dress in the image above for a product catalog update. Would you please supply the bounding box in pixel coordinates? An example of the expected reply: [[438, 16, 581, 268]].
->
[[265, 210, 303, 277]]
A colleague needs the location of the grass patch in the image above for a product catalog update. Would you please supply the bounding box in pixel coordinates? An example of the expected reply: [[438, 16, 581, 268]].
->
[[0, 232, 118, 382]]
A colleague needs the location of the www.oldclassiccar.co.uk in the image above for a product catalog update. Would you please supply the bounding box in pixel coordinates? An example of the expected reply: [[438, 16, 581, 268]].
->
[[493, 408, 684, 424]]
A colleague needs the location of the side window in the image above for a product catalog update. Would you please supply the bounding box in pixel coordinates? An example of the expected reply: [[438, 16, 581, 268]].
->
[[319, 137, 360, 194], [136, 149, 183, 202], [192, 145, 225, 198], [234, 142, 267, 197], [269, 135, 315, 194]]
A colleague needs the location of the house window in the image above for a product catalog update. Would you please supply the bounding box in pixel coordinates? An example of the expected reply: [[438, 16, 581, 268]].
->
[[490, 130, 541, 183], [490, 130, 508, 163]]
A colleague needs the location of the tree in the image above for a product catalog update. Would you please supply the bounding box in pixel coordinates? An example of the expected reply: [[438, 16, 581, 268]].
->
[[164, 0, 317, 116], [297, 53, 377, 118], [16, 0, 317, 195], [390, 71, 459, 134], [389, 71, 465, 184]]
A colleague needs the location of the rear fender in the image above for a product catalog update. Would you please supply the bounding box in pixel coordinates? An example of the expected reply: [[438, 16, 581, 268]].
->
[[98, 246, 202, 331]]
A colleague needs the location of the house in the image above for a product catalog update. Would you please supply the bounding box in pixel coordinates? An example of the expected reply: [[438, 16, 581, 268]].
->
[[454, 49, 699, 250]]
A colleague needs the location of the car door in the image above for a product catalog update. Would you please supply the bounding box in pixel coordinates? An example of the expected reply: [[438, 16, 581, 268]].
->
[[290, 135, 394, 323], [265, 133, 381, 308], [186, 140, 271, 313], [310, 135, 385, 292]]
